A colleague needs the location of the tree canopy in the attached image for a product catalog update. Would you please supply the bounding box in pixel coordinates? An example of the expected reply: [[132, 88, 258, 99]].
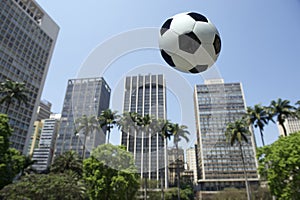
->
[[0, 172, 86, 200], [0, 114, 25, 189], [83, 144, 139, 200], [257, 132, 300, 200]]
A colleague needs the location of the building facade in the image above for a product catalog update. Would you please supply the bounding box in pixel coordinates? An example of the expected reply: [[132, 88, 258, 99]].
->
[[0, 0, 59, 152], [186, 146, 198, 184], [36, 99, 52, 121], [26, 120, 43, 156], [55, 77, 110, 159], [121, 74, 168, 187], [278, 117, 300, 136], [32, 114, 61, 172], [168, 147, 185, 187], [194, 79, 258, 197]]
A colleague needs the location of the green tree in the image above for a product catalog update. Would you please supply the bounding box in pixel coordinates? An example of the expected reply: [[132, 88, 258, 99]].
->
[[0, 79, 28, 114], [0, 114, 25, 189], [246, 104, 270, 146], [83, 144, 139, 200], [268, 98, 296, 136], [75, 115, 100, 159], [169, 123, 190, 200], [225, 118, 251, 200], [256, 132, 300, 200], [0, 148, 25, 190], [0, 172, 86, 200], [98, 109, 119, 144], [51, 150, 82, 177], [0, 114, 11, 158]]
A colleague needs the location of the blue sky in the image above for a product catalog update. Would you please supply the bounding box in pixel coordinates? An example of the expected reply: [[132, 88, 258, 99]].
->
[[37, 0, 300, 147]]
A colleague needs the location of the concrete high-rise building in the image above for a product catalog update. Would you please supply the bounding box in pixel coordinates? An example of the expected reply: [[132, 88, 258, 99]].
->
[[36, 100, 52, 121], [121, 74, 168, 187], [32, 114, 61, 172], [55, 77, 110, 159], [194, 79, 258, 197], [0, 0, 59, 152], [278, 117, 300, 136], [186, 146, 198, 184]]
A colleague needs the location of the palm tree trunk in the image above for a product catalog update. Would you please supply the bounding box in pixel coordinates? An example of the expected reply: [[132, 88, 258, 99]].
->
[[239, 143, 251, 200], [107, 129, 111, 144], [176, 142, 180, 200], [82, 133, 87, 160], [161, 171, 164, 200], [164, 138, 168, 188], [280, 122, 288, 137], [5, 101, 11, 114], [259, 129, 265, 146]]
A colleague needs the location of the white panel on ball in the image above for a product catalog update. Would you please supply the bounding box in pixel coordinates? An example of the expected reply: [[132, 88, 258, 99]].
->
[[170, 14, 195, 35]]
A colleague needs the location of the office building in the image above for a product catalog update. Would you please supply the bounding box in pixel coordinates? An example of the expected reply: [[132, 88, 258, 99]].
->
[[36, 99, 52, 121], [194, 79, 258, 198], [0, 0, 59, 152], [121, 74, 168, 187], [278, 117, 300, 136], [55, 77, 110, 159], [186, 146, 198, 184], [32, 114, 61, 172]]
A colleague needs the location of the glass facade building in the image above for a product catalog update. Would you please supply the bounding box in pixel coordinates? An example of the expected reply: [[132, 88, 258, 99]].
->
[[194, 79, 258, 196], [0, 0, 59, 152], [55, 77, 110, 159], [121, 74, 168, 187]]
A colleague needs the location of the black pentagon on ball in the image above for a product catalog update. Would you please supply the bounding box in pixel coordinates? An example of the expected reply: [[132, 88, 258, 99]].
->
[[178, 32, 201, 54], [189, 65, 208, 73], [160, 49, 175, 67], [187, 12, 208, 23], [160, 18, 173, 36], [213, 34, 221, 54]]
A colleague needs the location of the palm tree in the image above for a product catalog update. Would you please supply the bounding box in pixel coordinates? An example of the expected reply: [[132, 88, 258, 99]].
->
[[98, 109, 119, 144], [225, 118, 251, 200], [51, 150, 83, 177], [0, 79, 28, 114], [155, 118, 172, 200], [169, 123, 190, 200], [117, 112, 140, 150], [74, 115, 100, 159], [137, 114, 154, 200], [246, 104, 270, 146], [268, 98, 296, 137]]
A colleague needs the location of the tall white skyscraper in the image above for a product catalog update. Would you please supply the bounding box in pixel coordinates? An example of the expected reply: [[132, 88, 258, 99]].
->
[[121, 74, 168, 187], [0, 0, 59, 152], [194, 79, 259, 198]]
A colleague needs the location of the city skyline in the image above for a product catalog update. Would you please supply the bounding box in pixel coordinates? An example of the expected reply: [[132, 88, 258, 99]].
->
[[36, 0, 300, 147]]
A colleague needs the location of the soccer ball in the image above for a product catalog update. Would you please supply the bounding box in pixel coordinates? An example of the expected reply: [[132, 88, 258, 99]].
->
[[159, 12, 221, 74]]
